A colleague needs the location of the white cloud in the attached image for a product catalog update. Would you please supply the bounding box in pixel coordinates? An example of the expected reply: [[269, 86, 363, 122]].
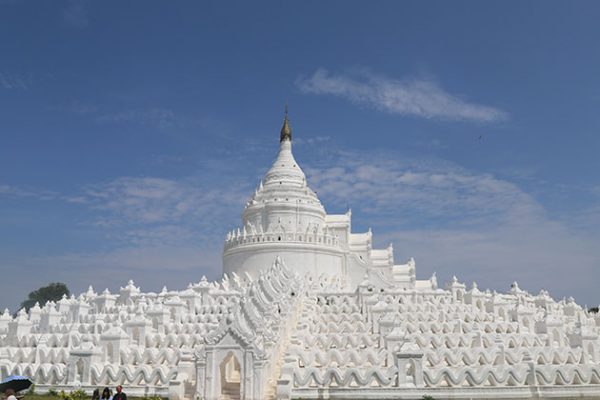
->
[[293, 136, 331, 146], [0, 184, 17, 195], [297, 68, 507, 122], [0, 182, 57, 199], [305, 151, 600, 305], [0, 174, 247, 311], [81, 176, 252, 244], [0, 138, 271, 311], [306, 154, 538, 227], [0, 71, 30, 90]]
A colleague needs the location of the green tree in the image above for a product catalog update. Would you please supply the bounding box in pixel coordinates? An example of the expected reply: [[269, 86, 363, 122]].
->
[[20, 282, 70, 311], [589, 306, 599, 314]]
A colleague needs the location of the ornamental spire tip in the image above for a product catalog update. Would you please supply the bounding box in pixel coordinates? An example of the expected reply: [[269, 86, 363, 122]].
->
[[280, 102, 292, 142]]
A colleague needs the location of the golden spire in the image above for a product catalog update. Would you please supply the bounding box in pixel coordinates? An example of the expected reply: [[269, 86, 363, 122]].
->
[[280, 102, 292, 142]]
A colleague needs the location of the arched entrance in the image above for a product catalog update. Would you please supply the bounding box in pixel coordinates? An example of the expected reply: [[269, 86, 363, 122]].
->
[[220, 352, 241, 399], [107, 342, 114, 362], [196, 328, 270, 399], [76, 358, 85, 383]]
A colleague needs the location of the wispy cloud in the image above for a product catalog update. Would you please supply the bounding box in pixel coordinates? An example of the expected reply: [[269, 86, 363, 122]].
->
[[0, 183, 57, 200], [306, 152, 537, 228], [73, 174, 258, 250], [0, 184, 25, 196], [67, 100, 98, 115], [96, 108, 177, 127], [83, 176, 250, 228], [0, 172, 249, 310], [0, 173, 252, 310], [94, 107, 211, 134], [0, 71, 30, 90], [63, 0, 90, 28], [59, 101, 177, 128], [57, 99, 232, 140], [293, 136, 331, 146], [297, 68, 508, 122], [2, 143, 598, 309], [305, 150, 599, 302]]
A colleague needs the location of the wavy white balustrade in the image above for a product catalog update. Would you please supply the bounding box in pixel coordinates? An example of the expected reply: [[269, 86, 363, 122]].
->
[[275, 281, 600, 399], [1, 264, 599, 399]]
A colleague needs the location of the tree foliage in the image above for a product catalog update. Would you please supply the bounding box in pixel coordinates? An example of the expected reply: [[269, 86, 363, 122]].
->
[[20, 282, 70, 311], [589, 306, 599, 314]]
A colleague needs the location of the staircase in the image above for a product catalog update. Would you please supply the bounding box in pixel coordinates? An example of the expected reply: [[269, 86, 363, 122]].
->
[[264, 351, 285, 400], [220, 385, 241, 400], [264, 295, 305, 400]]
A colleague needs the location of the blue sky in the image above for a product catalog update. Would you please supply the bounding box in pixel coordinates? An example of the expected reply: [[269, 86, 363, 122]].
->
[[1, 1, 599, 311]]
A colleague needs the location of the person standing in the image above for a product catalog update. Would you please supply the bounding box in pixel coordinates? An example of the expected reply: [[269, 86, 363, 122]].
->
[[112, 386, 126, 400], [100, 388, 112, 400]]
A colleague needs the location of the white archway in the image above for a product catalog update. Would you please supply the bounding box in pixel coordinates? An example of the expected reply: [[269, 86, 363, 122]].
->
[[219, 352, 241, 399]]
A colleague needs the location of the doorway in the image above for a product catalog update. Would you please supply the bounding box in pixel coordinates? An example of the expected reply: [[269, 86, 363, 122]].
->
[[220, 352, 241, 399]]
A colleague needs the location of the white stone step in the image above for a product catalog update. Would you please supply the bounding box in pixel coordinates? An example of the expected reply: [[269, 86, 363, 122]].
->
[[221, 386, 241, 400]]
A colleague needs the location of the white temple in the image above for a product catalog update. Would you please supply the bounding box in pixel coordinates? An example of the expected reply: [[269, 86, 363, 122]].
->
[[223, 111, 415, 290], [1, 112, 599, 400]]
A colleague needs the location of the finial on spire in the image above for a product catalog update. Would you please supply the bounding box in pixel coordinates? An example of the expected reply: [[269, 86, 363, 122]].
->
[[280, 102, 292, 142]]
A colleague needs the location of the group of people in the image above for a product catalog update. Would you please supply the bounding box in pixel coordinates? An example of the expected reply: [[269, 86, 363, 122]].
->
[[0, 385, 126, 400], [91, 385, 127, 400]]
